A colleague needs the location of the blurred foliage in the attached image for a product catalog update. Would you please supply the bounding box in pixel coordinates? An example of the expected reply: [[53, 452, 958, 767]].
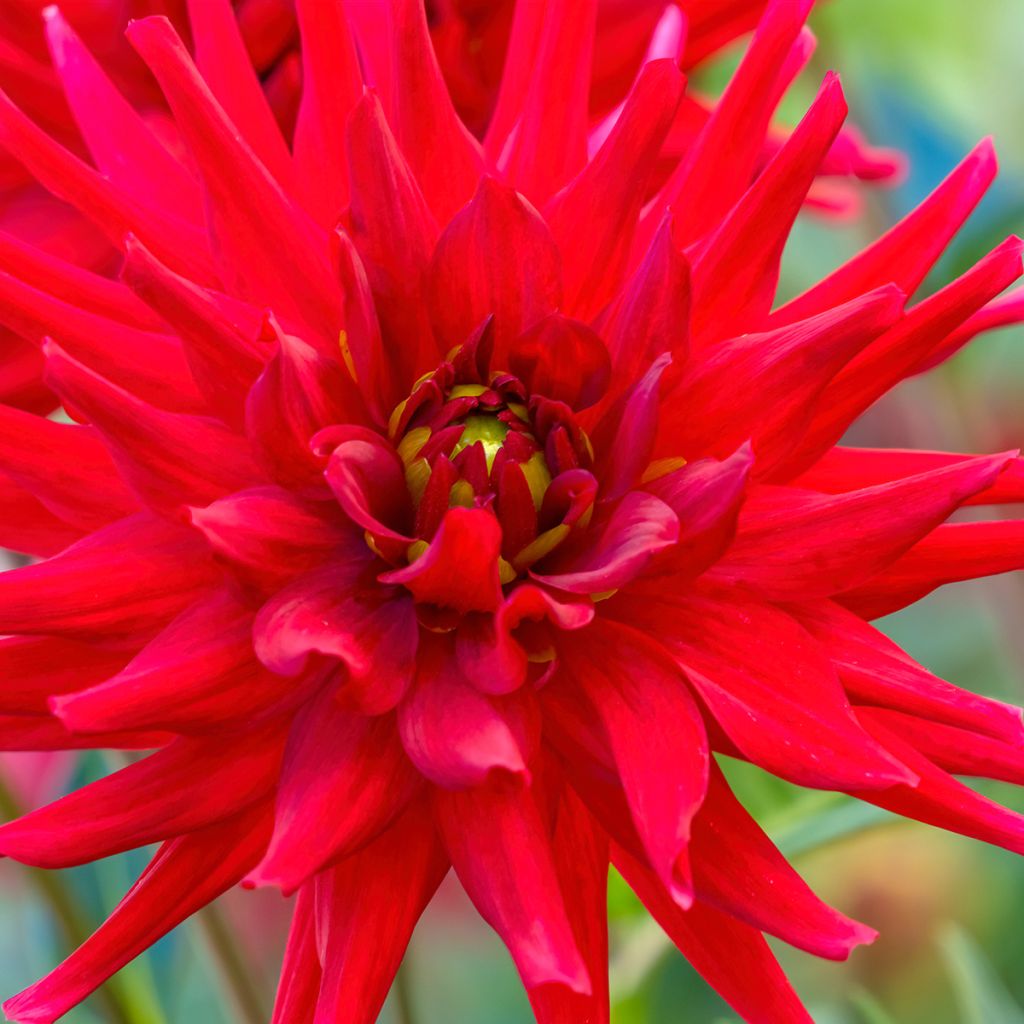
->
[[1, 2, 1023, 1022]]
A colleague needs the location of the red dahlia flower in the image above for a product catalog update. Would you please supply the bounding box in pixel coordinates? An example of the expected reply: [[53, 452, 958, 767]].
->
[[0, 0, 1023, 1022]]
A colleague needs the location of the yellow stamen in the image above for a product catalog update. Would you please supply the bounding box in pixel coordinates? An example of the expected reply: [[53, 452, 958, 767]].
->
[[521, 451, 552, 511], [338, 330, 358, 383], [514, 524, 570, 572], [407, 539, 429, 563], [405, 459, 432, 505], [642, 457, 688, 484], [388, 398, 409, 440], [448, 480, 476, 508], [527, 646, 556, 664], [449, 384, 489, 399], [397, 426, 431, 466]]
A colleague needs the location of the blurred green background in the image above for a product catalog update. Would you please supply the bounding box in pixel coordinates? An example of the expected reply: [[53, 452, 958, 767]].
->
[[2, 1, 1023, 1022]]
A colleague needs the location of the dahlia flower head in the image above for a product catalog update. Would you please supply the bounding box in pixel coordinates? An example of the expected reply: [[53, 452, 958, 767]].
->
[[0, 0, 1023, 1022], [0, 0, 903, 415]]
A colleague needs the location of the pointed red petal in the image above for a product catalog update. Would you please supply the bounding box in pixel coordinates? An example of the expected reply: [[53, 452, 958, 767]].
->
[[388, 0, 483, 222], [552, 621, 709, 907], [43, 8, 201, 223], [435, 775, 590, 994], [270, 888, 320, 1024], [0, 637, 129, 715], [0, 403, 137, 529], [655, 0, 813, 248], [312, 799, 448, 1024], [774, 140, 998, 324], [3, 805, 272, 1024], [380, 508, 504, 614], [614, 844, 814, 1024], [189, 486, 359, 592], [662, 285, 905, 473], [626, 589, 915, 790], [529, 786, 611, 1024], [246, 688, 420, 894], [0, 734, 282, 867], [546, 59, 684, 318], [428, 176, 562, 363], [534, 492, 678, 594], [794, 599, 1024, 744], [712, 454, 1013, 598], [692, 764, 876, 959], [837, 520, 1024, 619], [399, 643, 539, 788], [44, 343, 263, 514], [291, 0, 361, 225], [127, 17, 342, 343], [0, 514, 216, 640], [120, 234, 266, 427], [246, 316, 368, 492], [52, 589, 299, 735], [643, 445, 754, 582], [345, 91, 440, 393], [185, 0, 295, 187], [689, 72, 847, 347], [498, 0, 596, 204]]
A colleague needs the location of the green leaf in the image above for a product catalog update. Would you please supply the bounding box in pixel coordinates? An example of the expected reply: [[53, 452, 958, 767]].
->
[[850, 988, 901, 1024], [767, 794, 896, 858], [939, 924, 1024, 1024]]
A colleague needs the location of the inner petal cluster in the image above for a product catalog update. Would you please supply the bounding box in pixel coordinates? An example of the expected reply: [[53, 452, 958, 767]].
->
[[375, 337, 597, 593]]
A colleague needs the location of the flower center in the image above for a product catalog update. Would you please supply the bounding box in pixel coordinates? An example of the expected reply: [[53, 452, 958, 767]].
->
[[386, 344, 595, 585]]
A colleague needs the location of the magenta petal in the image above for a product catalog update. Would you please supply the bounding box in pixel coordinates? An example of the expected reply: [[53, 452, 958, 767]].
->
[[322, 425, 414, 560], [457, 584, 594, 694], [254, 561, 417, 713], [643, 444, 754, 581], [534, 491, 678, 593]]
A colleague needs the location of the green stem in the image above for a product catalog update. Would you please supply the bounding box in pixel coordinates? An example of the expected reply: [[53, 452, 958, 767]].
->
[[0, 771, 151, 1024], [195, 901, 271, 1024], [393, 960, 418, 1024]]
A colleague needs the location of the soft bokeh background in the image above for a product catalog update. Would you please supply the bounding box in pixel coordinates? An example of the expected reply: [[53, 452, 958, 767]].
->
[[1, 2, 1023, 1022]]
